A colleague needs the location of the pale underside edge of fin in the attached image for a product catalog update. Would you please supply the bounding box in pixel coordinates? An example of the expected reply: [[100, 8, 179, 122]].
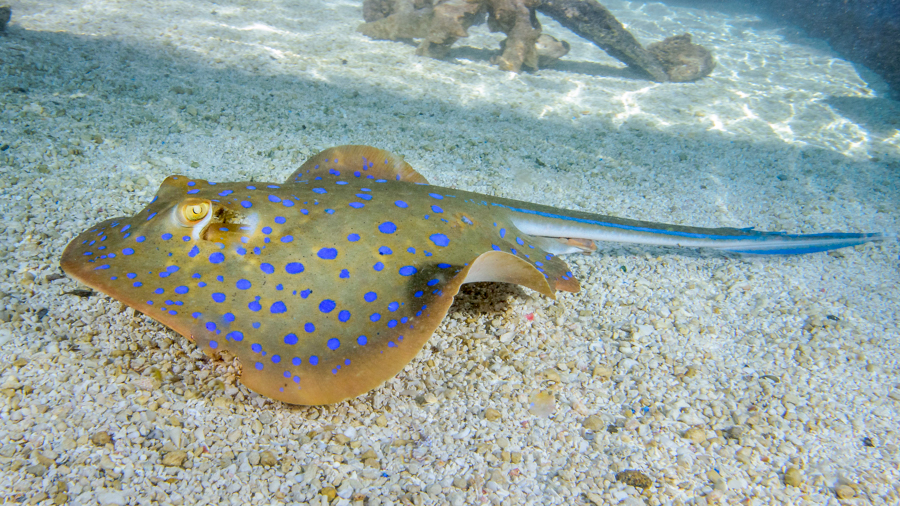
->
[[463, 251, 556, 298]]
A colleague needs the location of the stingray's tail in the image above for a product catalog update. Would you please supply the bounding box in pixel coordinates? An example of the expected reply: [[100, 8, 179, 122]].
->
[[503, 201, 885, 255]]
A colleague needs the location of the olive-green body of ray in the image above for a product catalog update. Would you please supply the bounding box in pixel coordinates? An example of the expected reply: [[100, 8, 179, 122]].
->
[[61, 146, 577, 405]]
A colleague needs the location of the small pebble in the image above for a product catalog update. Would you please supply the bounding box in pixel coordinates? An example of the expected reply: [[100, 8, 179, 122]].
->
[[35, 451, 55, 466], [783, 467, 803, 487], [96, 490, 126, 506], [484, 408, 501, 421], [26, 464, 47, 476], [592, 365, 612, 379], [582, 415, 603, 431], [320, 487, 337, 501], [683, 427, 707, 444], [260, 450, 277, 467], [585, 492, 603, 505], [161, 450, 188, 467], [835, 484, 855, 499], [725, 426, 744, 440], [91, 432, 112, 446], [616, 470, 652, 489], [527, 390, 555, 417], [541, 368, 561, 382], [52, 481, 68, 505]]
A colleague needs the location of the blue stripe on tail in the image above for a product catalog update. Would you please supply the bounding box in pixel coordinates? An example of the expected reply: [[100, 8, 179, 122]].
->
[[722, 236, 881, 255], [497, 203, 882, 255]]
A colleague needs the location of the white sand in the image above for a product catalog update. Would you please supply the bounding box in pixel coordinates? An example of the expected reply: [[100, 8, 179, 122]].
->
[[1, 0, 898, 504]]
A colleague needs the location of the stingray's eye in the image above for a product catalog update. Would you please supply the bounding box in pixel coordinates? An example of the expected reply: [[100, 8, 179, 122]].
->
[[184, 203, 209, 221], [177, 199, 211, 225]]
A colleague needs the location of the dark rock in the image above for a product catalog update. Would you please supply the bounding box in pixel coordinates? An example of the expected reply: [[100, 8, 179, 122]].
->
[[0, 6, 10, 33]]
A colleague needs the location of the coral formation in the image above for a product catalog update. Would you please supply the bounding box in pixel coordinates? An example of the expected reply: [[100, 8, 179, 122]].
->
[[536, 0, 668, 81], [534, 34, 570, 67], [358, 0, 715, 81], [359, 0, 545, 71], [647, 34, 715, 82]]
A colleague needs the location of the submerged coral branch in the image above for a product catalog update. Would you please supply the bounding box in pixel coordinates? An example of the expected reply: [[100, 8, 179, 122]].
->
[[358, 0, 715, 81]]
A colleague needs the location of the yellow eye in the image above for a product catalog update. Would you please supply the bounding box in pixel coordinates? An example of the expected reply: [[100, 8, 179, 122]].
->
[[179, 200, 210, 224], [184, 203, 209, 220]]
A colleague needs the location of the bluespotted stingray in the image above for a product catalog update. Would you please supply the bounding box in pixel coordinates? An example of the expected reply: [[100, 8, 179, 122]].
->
[[61, 145, 883, 405]]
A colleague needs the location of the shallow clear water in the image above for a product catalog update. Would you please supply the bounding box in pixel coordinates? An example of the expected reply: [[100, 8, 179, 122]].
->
[[1, 0, 898, 504]]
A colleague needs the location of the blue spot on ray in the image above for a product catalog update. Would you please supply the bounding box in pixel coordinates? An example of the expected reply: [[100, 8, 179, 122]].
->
[[318, 248, 338, 260], [429, 233, 450, 247]]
